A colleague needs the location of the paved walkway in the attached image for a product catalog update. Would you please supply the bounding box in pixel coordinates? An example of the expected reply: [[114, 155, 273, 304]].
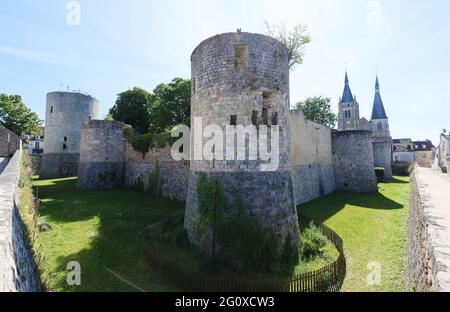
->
[[0, 157, 8, 175], [415, 166, 450, 291]]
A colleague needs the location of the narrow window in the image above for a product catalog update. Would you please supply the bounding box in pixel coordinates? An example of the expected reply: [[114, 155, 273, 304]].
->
[[348, 110, 351, 118], [235, 45, 249, 69], [251, 111, 258, 125], [377, 122, 383, 130], [63, 144, 67, 150], [192, 77, 196, 94], [230, 115, 237, 126], [50, 106, 54, 113], [88, 115, 91, 120], [272, 112, 278, 126], [64, 136, 68, 142], [262, 108, 269, 125], [344, 111, 348, 118]]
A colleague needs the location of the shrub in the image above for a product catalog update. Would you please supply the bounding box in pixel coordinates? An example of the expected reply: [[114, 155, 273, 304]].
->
[[375, 167, 385, 182], [299, 222, 328, 261], [148, 159, 161, 196], [391, 161, 412, 176]]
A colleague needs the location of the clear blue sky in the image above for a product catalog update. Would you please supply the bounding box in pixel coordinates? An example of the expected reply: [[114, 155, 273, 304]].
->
[[1, 0, 449, 145]]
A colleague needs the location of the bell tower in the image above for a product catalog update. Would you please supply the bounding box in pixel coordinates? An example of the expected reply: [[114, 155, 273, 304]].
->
[[337, 72, 361, 131]]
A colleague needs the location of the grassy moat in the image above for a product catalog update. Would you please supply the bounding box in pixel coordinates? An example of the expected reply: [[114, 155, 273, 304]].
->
[[19, 171, 409, 292], [298, 177, 410, 292]]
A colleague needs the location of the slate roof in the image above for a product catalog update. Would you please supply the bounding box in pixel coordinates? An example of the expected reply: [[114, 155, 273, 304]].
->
[[371, 76, 388, 120], [341, 72, 354, 103]]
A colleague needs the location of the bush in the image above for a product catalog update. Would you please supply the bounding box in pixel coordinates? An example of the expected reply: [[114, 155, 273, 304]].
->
[[299, 222, 328, 261], [148, 159, 161, 196], [391, 161, 413, 176], [375, 167, 385, 182]]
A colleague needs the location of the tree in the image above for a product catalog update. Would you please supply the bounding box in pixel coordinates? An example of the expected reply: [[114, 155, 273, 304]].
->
[[296, 96, 337, 128], [264, 21, 311, 71], [149, 78, 191, 133], [109, 87, 152, 134], [0, 94, 41, 137]]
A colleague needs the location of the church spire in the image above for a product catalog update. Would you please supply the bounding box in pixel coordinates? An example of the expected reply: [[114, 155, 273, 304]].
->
[[371, 75, 388, 120], [341, 71, 354, 103]]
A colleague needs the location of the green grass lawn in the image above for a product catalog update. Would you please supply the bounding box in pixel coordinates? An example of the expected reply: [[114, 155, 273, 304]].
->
[[31, 177, 184, 292], [298, 177, 410, 292]]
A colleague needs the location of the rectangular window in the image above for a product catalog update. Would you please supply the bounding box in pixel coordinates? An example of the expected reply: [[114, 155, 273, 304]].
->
[[35, 142, 40, 149], [262, 108, 269, 126], [63, 144, 67, 150], [251, 111, 258, 125], [64, 136, 68, 142], [272, 112, 278, 126], [230, 115, 237, 126], [50, 106, 54, 113], [235, 45, 249, 69]]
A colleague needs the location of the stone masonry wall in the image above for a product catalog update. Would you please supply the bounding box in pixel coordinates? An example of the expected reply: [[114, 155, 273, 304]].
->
[[185, 32, 299, 250], [415, 151, 433, 168], [407, 166, 450, 292], [40, 153, 79, 179], [332, 130, 378, 193], [373, 140, 393, 178], [290, 109, 336, 205], [0, 150, 40, 292], [0, 124, 21, 157], [124, 143, 189, 202], [77, 120, 126, 189]]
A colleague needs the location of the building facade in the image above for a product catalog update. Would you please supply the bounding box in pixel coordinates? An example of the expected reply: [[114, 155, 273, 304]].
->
[[392, 138, 415, 163], [23, 127, 44, 155]]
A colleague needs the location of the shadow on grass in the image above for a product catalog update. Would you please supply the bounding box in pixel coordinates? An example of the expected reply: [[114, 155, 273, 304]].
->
[[385, 177, 410, 184], [33, 177, 184, 292], [297, 181, 406, 224]]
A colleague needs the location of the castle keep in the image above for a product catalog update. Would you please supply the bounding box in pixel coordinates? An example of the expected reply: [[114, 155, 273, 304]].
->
[[40, 92, 100, 179]]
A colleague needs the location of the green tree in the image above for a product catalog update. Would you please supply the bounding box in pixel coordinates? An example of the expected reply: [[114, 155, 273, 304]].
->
[[109, 87, 152, 134], [296, 96, 337, 128], [149, 78, 191, 133], [0, 94, 41, 137], [265, 21, 311, 71]]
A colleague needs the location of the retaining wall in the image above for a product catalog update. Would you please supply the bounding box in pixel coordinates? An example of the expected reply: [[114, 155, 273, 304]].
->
[[0, 150, 40, 292], [407, 166, 450, 291]]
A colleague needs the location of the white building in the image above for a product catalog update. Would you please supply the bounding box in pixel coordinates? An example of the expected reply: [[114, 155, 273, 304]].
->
[[392, 138, 415, 163], [23, 127, 44, 155]]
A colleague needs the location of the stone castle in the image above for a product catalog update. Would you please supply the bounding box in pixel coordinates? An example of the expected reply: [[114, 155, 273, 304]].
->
[[39, 31, 383, 249]]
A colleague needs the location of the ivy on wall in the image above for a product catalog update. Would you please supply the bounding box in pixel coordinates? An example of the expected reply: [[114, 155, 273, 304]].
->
[[195, 174, 298, 273]]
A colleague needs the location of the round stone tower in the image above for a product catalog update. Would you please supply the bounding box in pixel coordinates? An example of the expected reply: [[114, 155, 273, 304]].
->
[[40, 91, 100, 179], [184, 31, 299, 250]]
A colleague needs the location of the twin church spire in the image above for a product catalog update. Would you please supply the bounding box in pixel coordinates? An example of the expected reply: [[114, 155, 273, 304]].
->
[[340, 72, 388, 121]]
